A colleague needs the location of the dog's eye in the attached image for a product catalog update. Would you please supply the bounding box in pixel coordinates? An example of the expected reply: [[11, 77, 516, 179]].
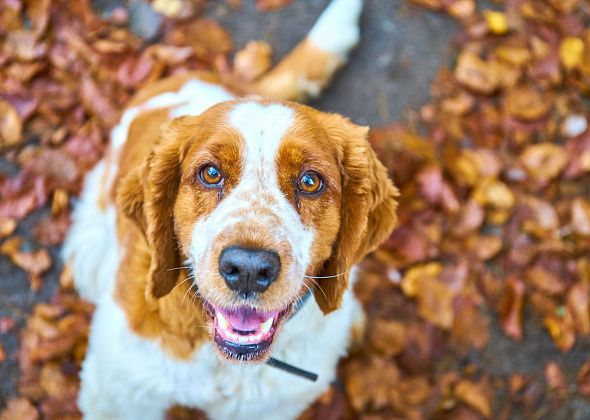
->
[[199, 165, 224, 187], [297, 171, 323, 195]]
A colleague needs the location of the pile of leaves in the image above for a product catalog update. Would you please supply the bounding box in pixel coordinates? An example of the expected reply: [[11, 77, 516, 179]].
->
[[309, 0, 590, 418], [1, 0, 590, 418]]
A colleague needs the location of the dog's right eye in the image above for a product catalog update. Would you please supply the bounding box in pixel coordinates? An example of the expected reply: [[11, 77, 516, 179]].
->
[[199, 165, 224, 187]]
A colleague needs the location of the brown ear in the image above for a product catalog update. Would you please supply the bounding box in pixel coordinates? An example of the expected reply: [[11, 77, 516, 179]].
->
[[117, 122, 186, 301], [313, 116, 399, 314]]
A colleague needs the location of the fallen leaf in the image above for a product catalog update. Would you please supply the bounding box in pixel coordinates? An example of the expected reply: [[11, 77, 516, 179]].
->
[[544, 309, 576, 351], [472, 178, 515, 210], [525, 266, 567, 297], [455, 379, 492, 418], [500, 276, 525, 340], [234, 41, 273, 82], [0, 398, 39, 420], [256, 0, 293, 11], [370, 319, 406, 357], [455, 51, 499, 95], [567, 283, 590, 335], [0, 217, 17, 238], [484, 10, 509, 35], [505, 85, 551, 121], [571, 198, 590, 236], [560, 37, 584, 70], [0, 100, 23, 148], [545, 361, 568, 393], [519, 143, 567, 182], [344, 356, 400, 411]]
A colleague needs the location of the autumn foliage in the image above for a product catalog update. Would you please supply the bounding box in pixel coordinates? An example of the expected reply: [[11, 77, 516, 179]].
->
[[2, 0, 590, 419]]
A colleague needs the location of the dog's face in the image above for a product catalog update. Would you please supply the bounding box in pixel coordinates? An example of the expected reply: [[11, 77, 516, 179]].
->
[[119, 99, 398, 362]]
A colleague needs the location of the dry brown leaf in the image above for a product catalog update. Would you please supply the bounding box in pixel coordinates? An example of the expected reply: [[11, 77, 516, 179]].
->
[[571, 198, 590, 236], [505, 86, 551, 121], [370, 319, 406, 357], [0, 99, 23, 148], [526, 266, 567, 296], [256, 0, 293, 11], [500, 276, 525, 340], [0, 217, 17, 238], [451, 301, 490, 351], [519, 143, 567, 182], [345, 356, 400, 411], [455, 51, 499, 95], [0, 398, 39, 420], [11, 249, 52, 291], [455, 379, 492, 418], [234, 41, 273, 82], [567, 283, 590, 335], [472, 178, 515, 210], [544, 310, 576, 351], [545, 361, 568, 394]]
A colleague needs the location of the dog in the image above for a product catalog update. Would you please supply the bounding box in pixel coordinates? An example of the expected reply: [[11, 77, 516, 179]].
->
[[63, 0, 398, 418]]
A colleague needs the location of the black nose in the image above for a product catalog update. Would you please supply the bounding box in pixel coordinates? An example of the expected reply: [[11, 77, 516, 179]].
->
[[219, 247, 281, 297]]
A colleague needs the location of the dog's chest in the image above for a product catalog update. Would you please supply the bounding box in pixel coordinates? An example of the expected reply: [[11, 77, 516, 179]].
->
[[89, 287, 358, 419]]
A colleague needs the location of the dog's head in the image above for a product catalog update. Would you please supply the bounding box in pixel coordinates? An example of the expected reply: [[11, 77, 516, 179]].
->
[[118, 99, 398, 362]]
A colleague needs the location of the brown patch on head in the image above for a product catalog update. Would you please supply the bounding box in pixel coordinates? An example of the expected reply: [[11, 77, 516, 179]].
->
[[117, 102, 245, 302], [275, 103, 399, 314], [275, 108, 342, 271]]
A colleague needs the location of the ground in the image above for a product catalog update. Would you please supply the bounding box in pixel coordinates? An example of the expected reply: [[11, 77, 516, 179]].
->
[[1, 0, 590, 418]]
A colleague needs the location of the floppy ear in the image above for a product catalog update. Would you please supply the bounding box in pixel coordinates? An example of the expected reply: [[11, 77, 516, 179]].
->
[[117, 121, 187, 301], [313, 115, 399, 314]]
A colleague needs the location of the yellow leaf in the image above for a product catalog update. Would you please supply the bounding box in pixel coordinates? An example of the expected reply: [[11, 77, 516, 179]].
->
[[401, 262, 442, 297], [152, 0, 183, 17], [484, 10, 509, 35], [560, 37, 584, 69]]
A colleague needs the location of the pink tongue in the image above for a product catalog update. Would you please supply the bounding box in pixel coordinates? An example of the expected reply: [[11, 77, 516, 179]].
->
[[217, 306, 278, 331]]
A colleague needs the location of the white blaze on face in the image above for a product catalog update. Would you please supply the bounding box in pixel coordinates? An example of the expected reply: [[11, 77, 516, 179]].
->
[[190, 102, 315, 301]]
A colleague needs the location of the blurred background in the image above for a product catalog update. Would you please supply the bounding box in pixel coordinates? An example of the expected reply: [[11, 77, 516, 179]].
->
[[1, 0, 590, 418]]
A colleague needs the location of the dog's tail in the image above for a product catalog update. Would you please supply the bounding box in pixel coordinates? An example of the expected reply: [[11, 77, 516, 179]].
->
[[247, 0, 363, 101]]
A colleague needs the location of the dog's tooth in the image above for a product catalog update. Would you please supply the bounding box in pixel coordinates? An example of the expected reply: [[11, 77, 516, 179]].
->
[[260, 317, 274, 334], [216, 312, 229, 331]]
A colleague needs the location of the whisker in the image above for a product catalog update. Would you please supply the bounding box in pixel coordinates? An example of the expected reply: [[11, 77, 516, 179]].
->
[[167, 265, 191, 272], [304, 271, 348, 279], [307, 278, 328, 302], [169, 275, 194, 295]]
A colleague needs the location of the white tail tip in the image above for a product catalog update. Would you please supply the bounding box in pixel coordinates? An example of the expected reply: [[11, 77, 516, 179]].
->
[[308, 0, 364, 59]]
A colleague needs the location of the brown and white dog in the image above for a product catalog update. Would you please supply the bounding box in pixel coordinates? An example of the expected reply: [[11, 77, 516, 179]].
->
[[63, 0, 398, 418]]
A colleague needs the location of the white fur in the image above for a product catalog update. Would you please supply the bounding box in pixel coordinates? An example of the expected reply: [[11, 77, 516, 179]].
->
[[62, 161, 120, 303], [308, 0, 363, 59], [189, 102, 315, 307]]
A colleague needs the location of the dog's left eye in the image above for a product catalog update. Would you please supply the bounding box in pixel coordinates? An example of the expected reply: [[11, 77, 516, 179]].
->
[[199, 165, 224, 187], [297, 171, 324, 195]]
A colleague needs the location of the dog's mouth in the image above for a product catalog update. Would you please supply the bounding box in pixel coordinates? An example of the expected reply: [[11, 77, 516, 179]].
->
[[205, 303, 290, 362]]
